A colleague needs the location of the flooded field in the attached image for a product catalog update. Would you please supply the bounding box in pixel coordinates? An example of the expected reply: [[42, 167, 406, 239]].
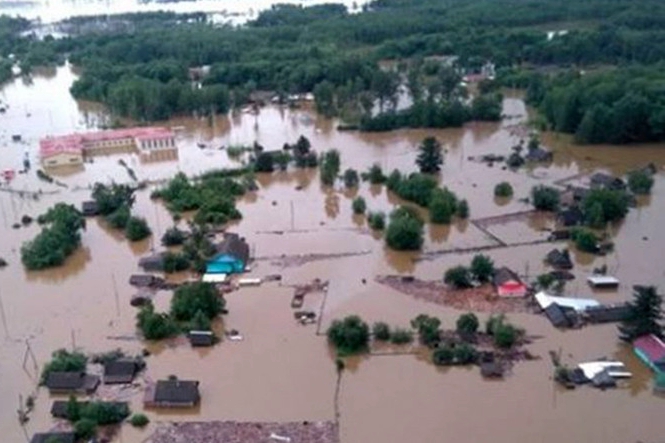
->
[[1, 64, 664, 443]]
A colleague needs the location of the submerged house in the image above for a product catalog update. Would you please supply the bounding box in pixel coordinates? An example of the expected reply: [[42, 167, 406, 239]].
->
[[545, 249, 573, 269], [44, 371, 100, 394], [492, 267, 527, 297], [557, 207, 583, 227], [138, 253, 165, 272], [103, 358, 142, 384], [206, 233, 250, 275], [584, 303, 631, 323], [525, 147, 553, 162], [543, 303, 577, 328], [590, 172, 626, 191], [188, 330, 214, 347], [633, 334, 665, 376], [81, 200, 99, 216], [144, 379, 200, 408]]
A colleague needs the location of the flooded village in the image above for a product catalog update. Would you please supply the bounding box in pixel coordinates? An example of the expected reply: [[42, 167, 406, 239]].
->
[[1, 9, 665, 443]]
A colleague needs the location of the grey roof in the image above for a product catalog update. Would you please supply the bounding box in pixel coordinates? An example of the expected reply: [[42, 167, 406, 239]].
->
[[545, 249, 573, 269], [492, 267, 523, 287], [585, 304, 631, 323], [544, 303, 573, 328], [45, 371, 86, 390], [215, 233, 250, 264], [129, 274, 162, 287], [557, 207, 583, 227], [104, 358, 140, 383], [30, 432, 76, 443], [590, 173, 625, 190], [138, 254, 165, 272], [480, 362, 503, 378], [81, 201, 99, 216], [154, 380, 200, 405], [525, 148, 553, 162]]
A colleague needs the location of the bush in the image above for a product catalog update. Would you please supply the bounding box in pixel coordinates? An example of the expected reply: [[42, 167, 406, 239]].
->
[[432, 346, 454, 366], [531, 185, 560, 211], [411, 314, 441, 347], [385, 207, 424, 250], [171, 282, 224, 322], [470, 254, 494, 283], [74, 418, 97, 440], [320, 149, 341, 185], [130, 413, 150, 427], [494, 182, 513, 197], [343, 168, 359, 188], [106, 204, 131, 229], [372, 322, 391, 341], [444, 266, 472, 289], [367, 211, 386, 230], [453, 343, 479, 364], [537, 273, 556, 290], [456, 313, 479, 335], [627, 170, 654, 195], [41, 349, 87, 384], [125, 216, 152, 241], [364, 163, 386, 184], [457, 199, 469, 219], [429, 188, 457, 224], [161, 227, 186, 246], [327, 315, 370, 355], [81, 401, 130, 425], [253, 151, 274, 172], [352, 196, 366, 214], [571, 228, 599, 253], [92, 182, 135, 215], [163, 252, 190, 273], [582, 188, 630, 226], [485, 314, 505, 335], [390, 328, 413, 344]]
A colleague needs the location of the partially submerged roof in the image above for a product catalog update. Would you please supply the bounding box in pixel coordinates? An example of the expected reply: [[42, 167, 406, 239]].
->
[[578, 361, 631, 380], [139, 254, 165, 271], [543, 303, 575, 328], [534, 292, 600, 312], [633, 334, 665, 363], [129, 274, 162, 287], [587, 275, 619, 288], [104, 358, 140, 384], [30, 432, 76, 443], [202, 273, 227, 283], [545, 249, 573, 269], [189, 330, 214, 347], [590, 172, 625, 190], [45, 371, 86, 390], [214, 233, 250, 265], [154, 379, 200, 405], [584, 304, 631, 323], [492, 267, 523, 286]]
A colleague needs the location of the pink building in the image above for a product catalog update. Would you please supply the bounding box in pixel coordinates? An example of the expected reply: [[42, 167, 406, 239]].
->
[[40, 127, 176, 167]]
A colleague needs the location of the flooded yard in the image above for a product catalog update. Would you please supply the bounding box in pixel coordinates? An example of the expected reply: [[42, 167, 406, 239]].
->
[[1, 64, 664, 443]]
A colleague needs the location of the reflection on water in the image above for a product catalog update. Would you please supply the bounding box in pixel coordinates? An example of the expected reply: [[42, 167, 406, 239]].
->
[[0, 69, 664, 443]]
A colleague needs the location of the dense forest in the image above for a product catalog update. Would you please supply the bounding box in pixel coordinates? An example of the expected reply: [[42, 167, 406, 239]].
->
[[1, 0, 665, 138]]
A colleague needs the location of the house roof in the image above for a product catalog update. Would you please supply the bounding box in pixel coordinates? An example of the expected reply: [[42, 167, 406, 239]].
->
[[81, 201, 98, 214], [587, 275, 619, 287], [45, 371, 86, 390], [633, 334, 665, 363], [525, 148, 553, 162], [104, 359, 139, 382], [129, 274, 161, 287], [543, 303, 574, 328], [545, 249, 573, 269], [534, 292, 600, 312], [590, 172, 625, 189], [30, 432, 76, 443], [492, 267, 523, 287], [557, 207, 583, 227], [189, 330, 214, 347], [154, 380, 200, 404], [39, 135, 84, 158], [214, 233, 249, 264], [139, 254, 165, 271], [585, 304, 630, 323]]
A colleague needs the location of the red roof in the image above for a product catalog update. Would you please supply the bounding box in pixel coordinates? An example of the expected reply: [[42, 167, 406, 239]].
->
[[633, 334, 665, 362], [40, 127, 174, 158]]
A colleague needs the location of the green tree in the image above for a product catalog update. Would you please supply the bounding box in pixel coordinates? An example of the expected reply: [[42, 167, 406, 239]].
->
[[136, 303, 179, 340], [364, 163, 386, 184], [74, 418, 97, 440], [429, 188, 457, 224], [627, 170, 654, 195], [66, 395, 81, 422], [372, 321, 391, 341], [41, 349, 87, 383], [125, 216, 152, 241], [494, 323, 518, 349], [343, 168, 359, 188], [531, 185, 560, 211], [80, 401, 130, 425], [320, 149, 341, 186], [92, 182, 135, 215], [254, 152, 275, 173], [571, 228, 599, 253], [190, 309, 212, 331], [327, 315, 370, 355], [162, 252, 190, 273], [411, 314, 441, 347], [314, 80, 336, 117], [161, 226, 186, 246], [582, 188, 629, 225], [106, 204, 131, 229], [367, 211, 386, 230], [494, 182, 513, 197], [170, 282, 224, 322], [456, 313, 480, 335], [390, 328, 413, 344], [618, 286, 663, 342], [444, 266, 472, 289], [385, 207, 424, 250], [454, 343, 479, 364], [470, 254, 494, 283], [457, 199, 469, 219], [415, 136, 444, 173], [352, 196, 366, 214]]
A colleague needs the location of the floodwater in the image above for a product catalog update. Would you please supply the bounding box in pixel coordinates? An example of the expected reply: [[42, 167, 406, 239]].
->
[[1, 65, 665, 443], [0, 0, 366, 24]]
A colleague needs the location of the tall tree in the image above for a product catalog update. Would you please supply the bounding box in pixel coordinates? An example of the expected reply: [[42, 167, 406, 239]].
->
[[415, 136, 444, 173], [618, 286, 663, 342]]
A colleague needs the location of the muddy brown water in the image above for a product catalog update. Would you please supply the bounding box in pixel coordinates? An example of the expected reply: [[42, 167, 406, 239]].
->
[[0, 65, 664, 443]]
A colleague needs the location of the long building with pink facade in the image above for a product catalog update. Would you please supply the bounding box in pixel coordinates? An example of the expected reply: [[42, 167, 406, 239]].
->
[[40, 127, 177, 167]]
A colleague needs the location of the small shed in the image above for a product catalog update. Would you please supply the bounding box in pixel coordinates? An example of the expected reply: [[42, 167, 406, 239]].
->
[[44, 371, 100, 394], [587, 275, 619, 289], [206, 233, 250, 275], [81, 200, 99, 216], [30, 432, 76, 443], [492, 267, 527, 297], [129, 274, 163, 288], [188, 330, 214, 347], [145, 379, 200, 408], [633, 334, 665, 376], [103, 358, 141, 384], [584, 304, 630, 323]]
